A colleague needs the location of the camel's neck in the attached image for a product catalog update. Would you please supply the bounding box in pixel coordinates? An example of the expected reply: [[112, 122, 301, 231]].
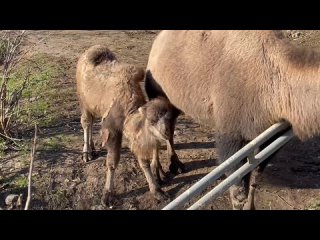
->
[[277, 61, 320, 139]]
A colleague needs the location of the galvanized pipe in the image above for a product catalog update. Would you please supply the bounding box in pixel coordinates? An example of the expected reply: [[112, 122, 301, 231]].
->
[[162, 121, 291, 210], [188, 129, 294, 210]]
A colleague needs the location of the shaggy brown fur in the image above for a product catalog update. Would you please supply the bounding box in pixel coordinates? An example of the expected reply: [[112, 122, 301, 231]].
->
[[122, 97, 174, 185], [76, 45, 174, 206], [145, 30, 320, 210]]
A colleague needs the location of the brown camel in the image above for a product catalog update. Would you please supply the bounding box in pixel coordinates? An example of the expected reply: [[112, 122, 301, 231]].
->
[[76, 45, 176, 206]]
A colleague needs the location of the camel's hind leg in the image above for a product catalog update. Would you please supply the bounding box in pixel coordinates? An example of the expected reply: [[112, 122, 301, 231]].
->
[[243, 136, 284, 210], [81, 109, 93, 162], [219, 136, 274, 210], [243, 168, 259, 210], [216, 134, 249, 210], [101, 129, 122, 207]]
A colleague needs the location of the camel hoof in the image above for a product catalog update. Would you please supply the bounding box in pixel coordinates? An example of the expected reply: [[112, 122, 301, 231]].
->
[[156, 177, 164, 186], [161, 173, 171, 184], [153, 189, 170, 201], [169, 154, 185, 174], [155, 172, 170, 186], [232, 202, 245, 210], [230, 185, 248, 210], [157, 178, 167, 186], [177, 161, 186, 173], [169, 163, 178, 174], [82, 152, 92, 163], [91, 150, 98, 157], [169, 161, 185, 174], [243, 201, 255, 210], [101, 190, 114, 208]]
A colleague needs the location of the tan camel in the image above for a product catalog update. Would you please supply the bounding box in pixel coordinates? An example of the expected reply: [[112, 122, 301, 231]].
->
[[145, 30, 320, 209]]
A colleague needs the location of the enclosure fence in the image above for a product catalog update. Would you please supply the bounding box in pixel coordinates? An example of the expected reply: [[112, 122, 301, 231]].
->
[[162, 121, 294, 210]]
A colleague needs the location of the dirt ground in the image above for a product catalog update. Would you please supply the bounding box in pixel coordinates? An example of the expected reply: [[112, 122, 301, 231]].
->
[[1, 30, 320, 210]]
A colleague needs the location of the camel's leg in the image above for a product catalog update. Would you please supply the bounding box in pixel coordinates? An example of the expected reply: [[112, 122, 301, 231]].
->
[[216, 134, 249, 210], [243, 148, 272, 210], [151, 144, 168, 185], [81, 110, 93, 162], [137, 156, 169, 201], [89, 119, 96, 156], [167, 116, 185, 174], [243, 168, 259, 210], [241, 150, 258, 210], [101, 130, 122, 207], [242, 135, 283, 210]]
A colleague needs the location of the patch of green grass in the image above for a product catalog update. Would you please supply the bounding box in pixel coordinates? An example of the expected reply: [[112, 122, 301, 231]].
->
[[41, 134, 72, 152], [1, 50, 78, 157], [0, 174, 28, 189], [308, 202, 320, 210], [14, 176, 28, 188], [7, 53, 67, 131], [16, 141, 32, 157]]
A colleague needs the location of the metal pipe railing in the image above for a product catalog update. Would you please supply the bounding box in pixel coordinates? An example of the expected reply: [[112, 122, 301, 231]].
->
[[162, 121, 291, 210], [188, 129, 294, 210]]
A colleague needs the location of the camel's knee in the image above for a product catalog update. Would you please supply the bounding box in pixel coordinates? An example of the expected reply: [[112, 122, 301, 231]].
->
[[81, 112, 92, 127]]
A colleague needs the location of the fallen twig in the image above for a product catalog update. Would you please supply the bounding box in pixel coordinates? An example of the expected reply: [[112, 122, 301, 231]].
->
[[24, 124, 37, 210]]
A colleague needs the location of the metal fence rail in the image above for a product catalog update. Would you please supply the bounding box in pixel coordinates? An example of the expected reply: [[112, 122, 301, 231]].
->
[[162, 122, 293, 210]]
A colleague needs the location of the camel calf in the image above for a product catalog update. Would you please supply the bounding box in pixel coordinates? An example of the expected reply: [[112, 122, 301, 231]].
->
[[76, 45, 175, 206]]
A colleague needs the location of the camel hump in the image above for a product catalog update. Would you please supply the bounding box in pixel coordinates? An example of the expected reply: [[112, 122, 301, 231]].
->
[[85, 45, 117, 66]]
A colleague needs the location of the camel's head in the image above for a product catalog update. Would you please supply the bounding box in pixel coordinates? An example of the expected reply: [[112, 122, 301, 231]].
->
[[138, 97, 174, 141]]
